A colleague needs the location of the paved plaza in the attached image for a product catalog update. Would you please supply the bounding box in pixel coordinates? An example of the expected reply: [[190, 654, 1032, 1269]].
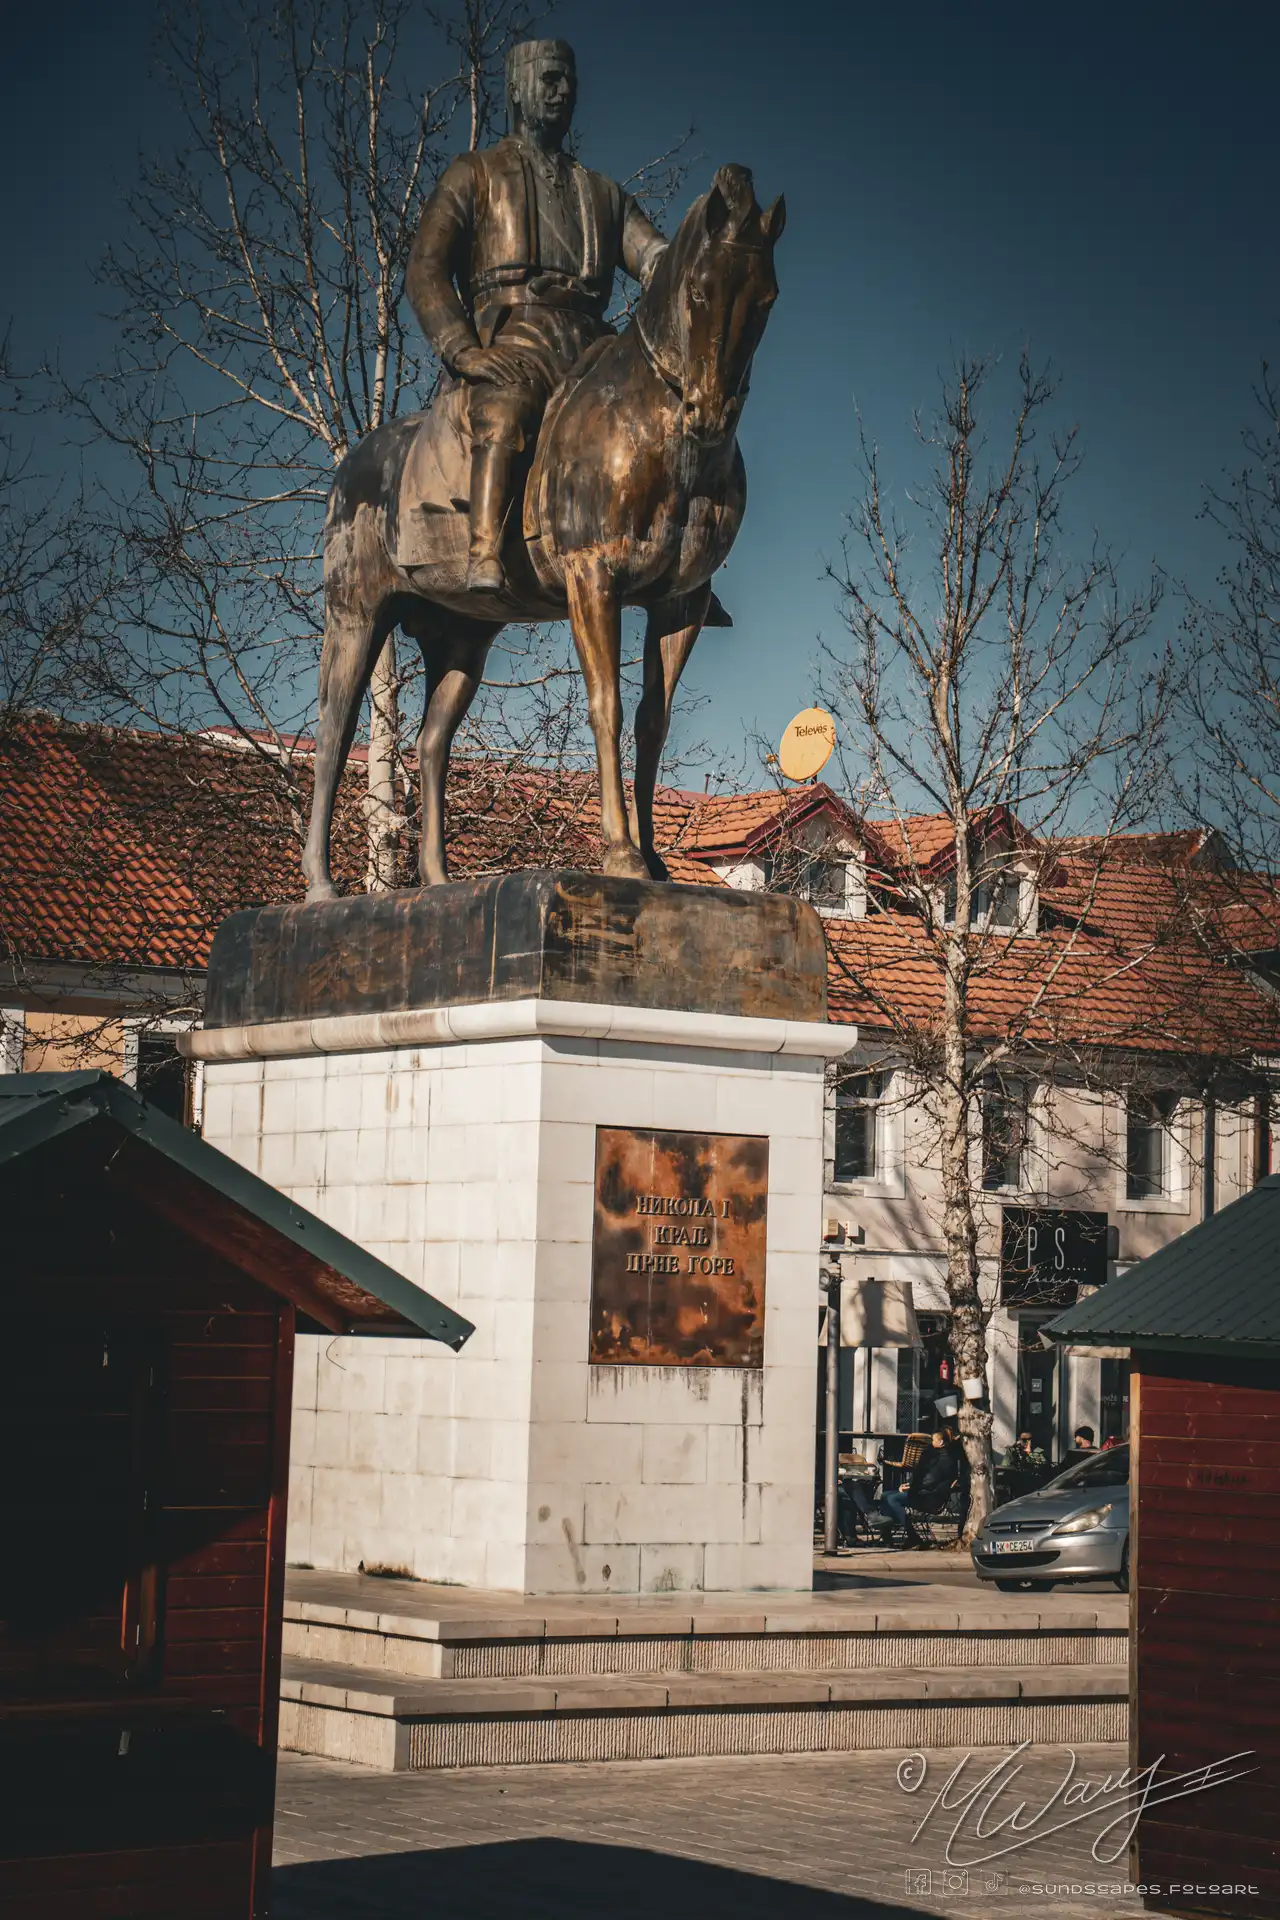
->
[[272, 1742, 1147, 1920], [275, 1550, 1141, 1915]]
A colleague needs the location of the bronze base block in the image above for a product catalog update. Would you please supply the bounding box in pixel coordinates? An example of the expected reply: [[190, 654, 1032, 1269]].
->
[[203, 871, 828, 1030]]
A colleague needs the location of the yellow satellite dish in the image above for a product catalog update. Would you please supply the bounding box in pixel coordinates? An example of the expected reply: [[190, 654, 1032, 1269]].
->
[[777, 707, 836, 782]]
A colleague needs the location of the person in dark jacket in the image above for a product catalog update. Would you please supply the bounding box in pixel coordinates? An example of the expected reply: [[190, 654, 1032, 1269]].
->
[[876, 1430, 959, 1546]]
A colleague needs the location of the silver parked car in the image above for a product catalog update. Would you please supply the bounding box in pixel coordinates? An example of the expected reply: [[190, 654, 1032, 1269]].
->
[[971, 1444, 1130, 1592]]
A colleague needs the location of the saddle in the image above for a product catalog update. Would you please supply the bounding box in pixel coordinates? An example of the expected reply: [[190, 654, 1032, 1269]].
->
[[390, 340, 613, 588], [390, 384, 471, 580], [389, 345, 733, 626]]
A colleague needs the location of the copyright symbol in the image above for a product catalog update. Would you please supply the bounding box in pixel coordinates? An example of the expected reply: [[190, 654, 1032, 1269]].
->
[[897, 1753, 928, 1794]]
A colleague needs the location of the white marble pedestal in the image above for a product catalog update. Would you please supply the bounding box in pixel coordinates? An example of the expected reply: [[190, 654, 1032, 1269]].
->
[[198, 999, 853, 1594]]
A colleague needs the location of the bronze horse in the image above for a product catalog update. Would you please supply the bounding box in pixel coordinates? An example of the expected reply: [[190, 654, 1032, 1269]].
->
[[301, 164, 784, 901]]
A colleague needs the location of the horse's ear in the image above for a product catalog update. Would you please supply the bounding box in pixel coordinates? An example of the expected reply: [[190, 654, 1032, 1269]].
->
[[764, 195, 787, 244], [704, 184, 730, 241]]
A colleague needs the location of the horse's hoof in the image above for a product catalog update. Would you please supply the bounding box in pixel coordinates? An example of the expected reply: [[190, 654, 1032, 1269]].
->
[[602, 844, 652, 882], [643, 850, 671, 882]]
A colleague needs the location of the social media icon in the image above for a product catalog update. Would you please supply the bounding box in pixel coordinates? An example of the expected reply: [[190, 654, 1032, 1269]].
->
[[905, 1869, 933, 1896]]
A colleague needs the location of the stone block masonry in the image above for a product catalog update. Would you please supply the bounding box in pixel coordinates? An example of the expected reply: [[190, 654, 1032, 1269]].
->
[[200, 1001, 853, 1594]]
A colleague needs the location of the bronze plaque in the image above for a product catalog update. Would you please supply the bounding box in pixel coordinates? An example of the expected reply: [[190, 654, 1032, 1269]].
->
[[589, 1127, 769, 1367]]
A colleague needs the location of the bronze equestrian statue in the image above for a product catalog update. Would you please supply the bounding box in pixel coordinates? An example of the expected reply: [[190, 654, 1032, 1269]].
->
[[301, 38, 784, 902]]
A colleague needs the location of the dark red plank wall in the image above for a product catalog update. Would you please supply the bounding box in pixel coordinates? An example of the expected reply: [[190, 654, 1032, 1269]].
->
[[1, 1290, 293, 1920], [1134, 1357, 1280, 1917]]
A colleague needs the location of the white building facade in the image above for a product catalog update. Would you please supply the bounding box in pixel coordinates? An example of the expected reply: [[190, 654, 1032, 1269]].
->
[[688, 788, 1275, 1468]]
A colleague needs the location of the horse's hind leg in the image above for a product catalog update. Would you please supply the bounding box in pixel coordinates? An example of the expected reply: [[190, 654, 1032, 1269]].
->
[[407, 610, 500, 886], [634, 585, 711, 881], [302, 511, 400, 902]]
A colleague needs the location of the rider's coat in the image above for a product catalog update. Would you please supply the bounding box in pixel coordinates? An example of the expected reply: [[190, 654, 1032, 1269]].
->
[[406, 138, 667, 448]]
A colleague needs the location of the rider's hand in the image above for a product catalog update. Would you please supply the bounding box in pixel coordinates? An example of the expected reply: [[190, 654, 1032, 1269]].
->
[[453, 345, 526, 388]]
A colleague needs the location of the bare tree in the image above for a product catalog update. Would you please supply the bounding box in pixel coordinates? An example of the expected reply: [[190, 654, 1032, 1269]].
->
[[1181, 362, 1280, 875], [0, 345, 117, 730], [817, 356, 1172, 1535], [62, 0, 692, 885]]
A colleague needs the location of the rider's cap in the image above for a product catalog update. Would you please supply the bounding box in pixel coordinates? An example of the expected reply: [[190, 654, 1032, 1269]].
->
[[506, 38, 576, 97]]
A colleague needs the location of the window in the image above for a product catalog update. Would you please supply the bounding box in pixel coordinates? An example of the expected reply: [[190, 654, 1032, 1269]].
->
[[1099, 1356, 1131, 1446], [947, 868, 1023, 929], [896, 1314, 954, 1430], [1255, 1091, 1273, 1186], [807, 860, 851, 910], [977, 874, 1021, 929], [1050, 1443, 1129, 1491], [1125, 1091, 1177, 1200], [136, 1033, 194, 1125], [0, 1008, 24, 1073], [982, 1078, 1030, 1191], [761, 850, 863, 916], [833, 1068, 883, 1181]]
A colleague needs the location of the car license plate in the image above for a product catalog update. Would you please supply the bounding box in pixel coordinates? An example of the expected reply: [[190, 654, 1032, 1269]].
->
[[991, 1538, 1038, 1554]]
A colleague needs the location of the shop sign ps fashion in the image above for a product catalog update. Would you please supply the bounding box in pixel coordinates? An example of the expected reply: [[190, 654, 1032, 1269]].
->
[[589, 1127, 768, 1366], [1000, 1207, 1111, 1309]]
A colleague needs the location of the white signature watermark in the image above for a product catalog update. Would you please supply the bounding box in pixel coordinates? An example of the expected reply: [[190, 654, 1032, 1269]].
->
[[895, 1740, 1257, 1867]]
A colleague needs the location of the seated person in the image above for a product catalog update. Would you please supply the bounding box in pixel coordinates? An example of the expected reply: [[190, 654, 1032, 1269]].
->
[[876, 1430, 959, 1546], [835, 1450, 880, 1539], [838, 1473, 879, 1536], [1001, 1431, 1046, 1472], [1057, 1424, 1098, 1474]]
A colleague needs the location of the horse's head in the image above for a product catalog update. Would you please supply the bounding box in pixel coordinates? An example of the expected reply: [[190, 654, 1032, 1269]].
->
[[639, 164, 785, 444]]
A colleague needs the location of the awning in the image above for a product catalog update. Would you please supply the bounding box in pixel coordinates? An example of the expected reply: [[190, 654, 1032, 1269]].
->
[[0, 1072, 474, 1347], [819, 1278, 921, 1348]]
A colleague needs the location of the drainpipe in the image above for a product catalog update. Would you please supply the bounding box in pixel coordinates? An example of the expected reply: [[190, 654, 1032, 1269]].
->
[[1202, 1091, 1216, 1221], [822, 1265, 842, 1555]]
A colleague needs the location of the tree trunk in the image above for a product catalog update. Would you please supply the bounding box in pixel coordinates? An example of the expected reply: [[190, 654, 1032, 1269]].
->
[[365, 635, 401, 891], [940, 929, 993, 1544]]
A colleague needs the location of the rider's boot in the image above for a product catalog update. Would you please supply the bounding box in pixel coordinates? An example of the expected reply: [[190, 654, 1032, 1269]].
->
[[466, 442, 511, 594]]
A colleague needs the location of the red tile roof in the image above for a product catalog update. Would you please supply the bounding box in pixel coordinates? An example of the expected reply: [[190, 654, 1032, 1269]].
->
[[0, 715, 601, 972], [3, 715, 1276, 1059], [826, 846, 1280, 1056], [0, 717, 305, 972]]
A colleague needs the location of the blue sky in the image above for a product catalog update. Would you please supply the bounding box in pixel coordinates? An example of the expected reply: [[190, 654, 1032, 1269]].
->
[[5, 1, 1280, 775]]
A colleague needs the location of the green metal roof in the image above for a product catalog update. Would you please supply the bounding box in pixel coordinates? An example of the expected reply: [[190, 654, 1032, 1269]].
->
[[1045, 1175, 1280, 1359], [0, 1072, 473, 1349]]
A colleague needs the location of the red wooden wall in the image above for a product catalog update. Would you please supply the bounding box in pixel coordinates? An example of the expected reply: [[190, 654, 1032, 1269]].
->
[[0, 1279, 294, 1920], [1133, 1354, 1280, 1917]]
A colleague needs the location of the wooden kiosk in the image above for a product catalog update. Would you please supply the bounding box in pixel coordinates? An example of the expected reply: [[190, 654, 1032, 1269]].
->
[[0, 1071, 470, 1919], [1048, 1179, 1280, 1918]]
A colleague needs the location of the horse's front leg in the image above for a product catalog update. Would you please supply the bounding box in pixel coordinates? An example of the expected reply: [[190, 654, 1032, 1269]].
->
[[302, 519, 397, 903], [634, 585, 712, 881], [410, 615, 499, 886], [564, 556, 649, 881]]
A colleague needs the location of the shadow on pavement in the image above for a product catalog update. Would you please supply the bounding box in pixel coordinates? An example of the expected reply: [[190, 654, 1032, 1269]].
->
[[812, 1569, 966, 1590], [272, 1836, 936, 1919]]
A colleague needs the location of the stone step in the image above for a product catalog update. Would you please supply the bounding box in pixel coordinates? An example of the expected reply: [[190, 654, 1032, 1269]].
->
[[278, 1654, 1129, 1771], [283, 1592, 1128, 1683]]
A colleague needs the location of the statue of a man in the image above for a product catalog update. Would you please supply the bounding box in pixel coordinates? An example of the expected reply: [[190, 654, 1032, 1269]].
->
[[406, 39, 668, 593]]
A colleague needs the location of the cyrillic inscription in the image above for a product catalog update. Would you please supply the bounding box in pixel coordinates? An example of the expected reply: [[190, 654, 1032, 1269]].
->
[[589, 1126, 768, 1366]]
